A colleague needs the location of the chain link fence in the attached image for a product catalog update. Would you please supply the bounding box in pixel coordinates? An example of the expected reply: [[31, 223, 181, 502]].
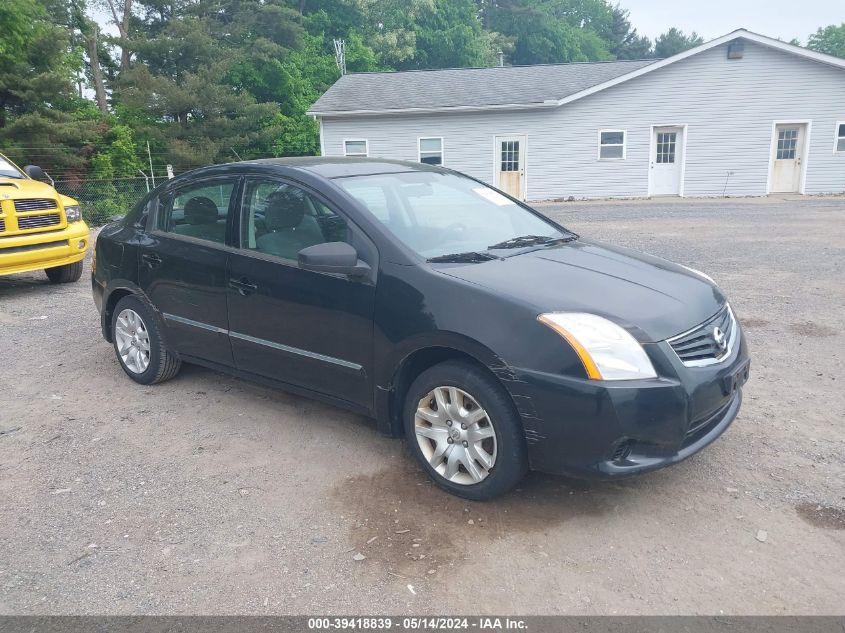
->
[[53, 177, 153, 226]]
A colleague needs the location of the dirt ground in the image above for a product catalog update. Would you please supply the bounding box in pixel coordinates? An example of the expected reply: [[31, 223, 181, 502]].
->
[[0, 196, 843, 615]]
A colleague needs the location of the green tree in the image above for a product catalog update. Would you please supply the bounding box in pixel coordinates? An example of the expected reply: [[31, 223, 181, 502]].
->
[[409, 0, 504, 69], [0, 0, 78, 128], [807, 23, 845, 59], [653, 27, 703, 58], [485, 0, 612, 65], [0, 0, 104, 175], [116, 0, 305, 165], [89, 124, 143, 177], [601, 3, 652, 59]]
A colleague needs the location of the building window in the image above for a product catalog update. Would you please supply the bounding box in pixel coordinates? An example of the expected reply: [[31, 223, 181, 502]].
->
[[598, 130, 625, 160], [656, 131, 677, 163], [501, 140, 519, 171], [418, 137, 443, 165], [344, 140, 368, 157], [835, 122, 845, 153], [776, 127, 798, 160]]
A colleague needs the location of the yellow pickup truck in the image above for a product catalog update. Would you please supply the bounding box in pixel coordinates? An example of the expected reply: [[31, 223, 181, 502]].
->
[[0, 153, 90, 283]]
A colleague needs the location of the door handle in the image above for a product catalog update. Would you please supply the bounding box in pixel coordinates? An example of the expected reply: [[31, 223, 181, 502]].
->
[[141, 253, 163, 268], [229, 277, 258, 296]]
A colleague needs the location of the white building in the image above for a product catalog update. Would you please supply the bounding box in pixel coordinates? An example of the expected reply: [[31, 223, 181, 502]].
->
[[309, 29, 845, 201]]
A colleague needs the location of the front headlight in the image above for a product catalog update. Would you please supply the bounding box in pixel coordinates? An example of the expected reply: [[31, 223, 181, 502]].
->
[[537, 312, 657, 381], [65, 205, 82, 222]]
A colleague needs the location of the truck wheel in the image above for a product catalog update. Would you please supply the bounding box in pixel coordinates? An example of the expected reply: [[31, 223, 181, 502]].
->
[[45, 260, 83, 283]]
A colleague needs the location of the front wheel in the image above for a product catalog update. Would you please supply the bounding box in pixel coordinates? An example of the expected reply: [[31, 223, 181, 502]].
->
[[404, 361, 528, 500], [111, 295, 181, 385], [45, 260, 83, 283]]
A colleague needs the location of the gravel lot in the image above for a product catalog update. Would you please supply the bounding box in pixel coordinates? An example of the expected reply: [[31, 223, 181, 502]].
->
[[1, 196, 843, 615]]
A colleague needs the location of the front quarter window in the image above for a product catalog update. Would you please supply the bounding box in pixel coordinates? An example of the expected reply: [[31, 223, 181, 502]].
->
[[335, 171, 572, 259]]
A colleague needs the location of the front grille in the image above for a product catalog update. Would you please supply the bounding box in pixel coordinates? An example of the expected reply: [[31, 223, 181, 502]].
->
[[0, 239, 69, 254], [0, 218, 5, 232], [668, 305, 736, 366], [14, 198, 58, 212], [17, 213, 61, 230]]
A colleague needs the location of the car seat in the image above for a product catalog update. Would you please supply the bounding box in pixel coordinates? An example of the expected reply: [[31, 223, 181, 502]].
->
[[255, 190, 324, 259], [173, 196, 226, 242]]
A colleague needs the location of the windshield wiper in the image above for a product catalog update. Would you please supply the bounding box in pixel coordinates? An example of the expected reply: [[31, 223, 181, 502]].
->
[[487, 234, 577, 250], [427, 251, 499, 263]]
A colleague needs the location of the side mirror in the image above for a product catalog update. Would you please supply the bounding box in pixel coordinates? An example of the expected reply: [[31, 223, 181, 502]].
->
[[298, 242, 370, 277], [24, 165, 52, 184]]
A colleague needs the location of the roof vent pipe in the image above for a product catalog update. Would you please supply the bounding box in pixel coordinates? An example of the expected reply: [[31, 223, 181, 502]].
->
[[497, 51, 504, 67]]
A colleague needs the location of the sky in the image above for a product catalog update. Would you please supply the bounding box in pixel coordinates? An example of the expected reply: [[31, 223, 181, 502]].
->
[[616, 0, 843, 43]]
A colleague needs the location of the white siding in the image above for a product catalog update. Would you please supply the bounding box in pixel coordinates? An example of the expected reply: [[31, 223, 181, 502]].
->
[[320, 41, 845, 199]]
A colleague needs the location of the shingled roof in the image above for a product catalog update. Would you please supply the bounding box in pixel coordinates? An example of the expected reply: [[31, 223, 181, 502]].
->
[[308, 30, 845, 118], [308, 59, 656, 116]]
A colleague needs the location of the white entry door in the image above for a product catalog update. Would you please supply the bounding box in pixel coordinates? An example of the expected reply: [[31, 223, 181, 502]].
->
[[495, 135, 526, 199], [650, 126, 684, 196], [770, 124, 806, 193]]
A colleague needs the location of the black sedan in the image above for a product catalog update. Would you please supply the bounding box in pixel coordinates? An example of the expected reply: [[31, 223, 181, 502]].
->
[[92, 158, 750, 500]]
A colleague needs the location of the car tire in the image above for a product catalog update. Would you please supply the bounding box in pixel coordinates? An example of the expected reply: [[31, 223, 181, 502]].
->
[[111, 295, 181, 385], [403, 360, 528, 501], [45, 260, 83, 283]]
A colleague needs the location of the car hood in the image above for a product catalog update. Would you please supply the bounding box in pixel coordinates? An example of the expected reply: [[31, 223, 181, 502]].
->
[[436, 238, 725, 342]]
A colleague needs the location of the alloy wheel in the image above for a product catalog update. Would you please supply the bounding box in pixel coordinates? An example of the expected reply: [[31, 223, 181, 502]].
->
[[414, 386, 497, 485], [115, 308, 151, 374]]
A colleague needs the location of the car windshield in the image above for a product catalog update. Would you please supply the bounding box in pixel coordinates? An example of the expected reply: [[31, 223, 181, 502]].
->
[[0, 156, 25, 179], [335, 171, 573, 259]]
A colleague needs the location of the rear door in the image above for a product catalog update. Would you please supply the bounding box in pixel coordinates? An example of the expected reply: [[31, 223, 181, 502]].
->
[[139, 177, 239, 366], [226, 176, 377, 409]]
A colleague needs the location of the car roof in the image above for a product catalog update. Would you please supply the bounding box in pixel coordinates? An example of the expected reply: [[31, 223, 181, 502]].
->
[[174, 157, 442, 183]]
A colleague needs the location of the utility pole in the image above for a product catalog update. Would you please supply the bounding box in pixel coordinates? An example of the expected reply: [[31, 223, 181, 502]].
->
[[333, 38, 346, 76], [147, 141, 155, 188]]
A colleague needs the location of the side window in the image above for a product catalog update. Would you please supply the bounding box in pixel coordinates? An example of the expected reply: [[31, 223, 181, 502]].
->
[[241, 179, 349, 261], [159, 180, 235, 244]]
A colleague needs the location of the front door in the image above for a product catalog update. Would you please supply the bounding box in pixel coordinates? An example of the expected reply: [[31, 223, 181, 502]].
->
[[495, 135, 526, 199], [650, 126, 684, 196], [226, 177, 376, 410], [140, 177, 238, 366], [770, 124, 806, 193]]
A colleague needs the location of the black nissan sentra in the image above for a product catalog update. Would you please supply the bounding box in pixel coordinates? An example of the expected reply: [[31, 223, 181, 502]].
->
[[92, 158, 750, 500]]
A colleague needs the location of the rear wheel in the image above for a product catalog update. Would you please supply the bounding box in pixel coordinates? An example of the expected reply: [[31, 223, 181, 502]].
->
[[45, 260, 83, 283], [111, 295, 181, 385], [404, 361, 528, 500]]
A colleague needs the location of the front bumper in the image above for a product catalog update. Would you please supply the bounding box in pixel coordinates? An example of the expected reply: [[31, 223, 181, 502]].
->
[[0, 222, 90, 276], [510, 333, 750, 479]]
